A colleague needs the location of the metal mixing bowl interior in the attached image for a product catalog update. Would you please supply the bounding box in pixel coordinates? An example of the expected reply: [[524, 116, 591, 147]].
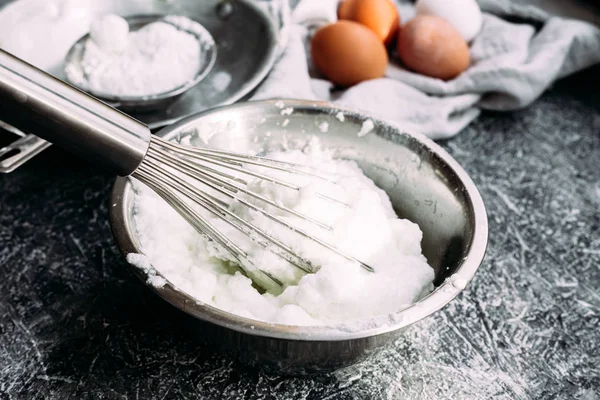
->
[[109, 99, 488, 373]]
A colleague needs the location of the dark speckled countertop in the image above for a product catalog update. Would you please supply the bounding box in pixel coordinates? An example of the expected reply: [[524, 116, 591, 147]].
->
[[1, 3, 600, 400]]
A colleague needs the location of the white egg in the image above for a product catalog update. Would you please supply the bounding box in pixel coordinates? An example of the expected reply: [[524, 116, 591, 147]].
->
[[90, 14, 129, 53], [415, 0, 482, 42]]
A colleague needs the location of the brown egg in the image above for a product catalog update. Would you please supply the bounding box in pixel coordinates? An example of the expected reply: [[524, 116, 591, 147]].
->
[[311, 21, 388, 87], [337, 0, 353, 19], [397, 15, 470, 80], [337, 0, 400, 45]]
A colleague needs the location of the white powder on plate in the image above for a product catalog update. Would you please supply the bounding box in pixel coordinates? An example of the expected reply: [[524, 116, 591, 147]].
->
[[335, 112, 345, 122], [69, 14, 202, 97], [280, 107, 294, 116], [128, 137, 435, 326]]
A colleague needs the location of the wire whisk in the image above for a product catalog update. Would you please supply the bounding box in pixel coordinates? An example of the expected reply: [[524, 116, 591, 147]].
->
[[134, 136, 375, 292]]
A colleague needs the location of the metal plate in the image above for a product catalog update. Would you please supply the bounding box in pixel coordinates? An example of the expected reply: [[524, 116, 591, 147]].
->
[[0, 0, 281, 172]]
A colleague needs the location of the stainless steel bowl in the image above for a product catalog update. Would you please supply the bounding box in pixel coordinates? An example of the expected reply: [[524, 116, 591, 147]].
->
[[109, 100, 488, 374]]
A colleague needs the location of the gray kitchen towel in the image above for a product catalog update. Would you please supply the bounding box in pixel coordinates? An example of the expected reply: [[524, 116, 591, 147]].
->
[[251, 0, 600, 139]]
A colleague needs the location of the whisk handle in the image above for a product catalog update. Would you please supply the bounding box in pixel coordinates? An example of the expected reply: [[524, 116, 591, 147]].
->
[[0, 49, 151, 176]]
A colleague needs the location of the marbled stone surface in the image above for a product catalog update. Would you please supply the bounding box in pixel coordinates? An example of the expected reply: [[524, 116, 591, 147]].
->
[[1, 1, 600, 397]]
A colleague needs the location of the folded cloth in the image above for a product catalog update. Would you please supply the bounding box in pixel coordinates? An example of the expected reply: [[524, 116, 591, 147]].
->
[[251, 0, 600, 139]]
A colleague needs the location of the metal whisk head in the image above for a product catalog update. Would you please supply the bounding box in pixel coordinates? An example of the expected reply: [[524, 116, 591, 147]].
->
[[133, 136, 374, 292]]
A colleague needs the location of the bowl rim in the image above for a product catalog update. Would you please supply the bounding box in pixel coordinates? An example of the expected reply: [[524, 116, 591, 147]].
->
[[109, 99, 489, 341]]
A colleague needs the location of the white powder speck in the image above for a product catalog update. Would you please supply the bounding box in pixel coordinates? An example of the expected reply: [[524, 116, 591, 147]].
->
[[147, 275, 167, 288], [282, 119, 289, 127], [358, 119, 374, 137], [127, 253, 151, 271], [126, 253, 166, 288], [210, 71, 231, 92], [335, 112, 345, 122], [280, 107, 293, 116], [129, 137, 435, 327], [318, 122, 329, 133], [274, 100, 285, 109], [448, 274, 468, 290], [66, 14, 202, 97]]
